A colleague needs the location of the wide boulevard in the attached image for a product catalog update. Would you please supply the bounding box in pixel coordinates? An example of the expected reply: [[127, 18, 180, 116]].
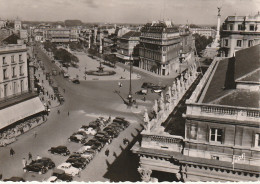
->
[[0, 44, 177, 182]]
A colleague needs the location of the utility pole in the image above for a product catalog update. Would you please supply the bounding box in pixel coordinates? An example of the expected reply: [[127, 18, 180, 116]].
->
[[128, 54, 133, 106]]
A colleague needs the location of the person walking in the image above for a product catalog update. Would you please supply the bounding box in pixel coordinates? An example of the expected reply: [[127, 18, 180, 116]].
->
[[68, 111, 70, 116], [105, 149, 109, 157], [10, 148, 15, 157], [28, 152, 32, 161], [22, 158, 27, 167], [33, 131, 37, 138], [57, 110, 60, 114]]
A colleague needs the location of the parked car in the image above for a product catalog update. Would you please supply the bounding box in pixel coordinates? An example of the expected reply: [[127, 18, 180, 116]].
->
[[74, 146, 92, 154], [48, 146, 70, 156], [66, 158, 87, 170], [68, 133, 87, 144], [24, 157, 55, 174], [141, 82, 156, 89], [23, 163, 48, 174], [46, 176, 58, 182], [52, 169, 73, 182], [72, 78, 80, 84], [57, 163, 80, 176], [135, 89, 148, 95], [63, 73, 70, 78], [3, 177, 25, 182], [78, 127, 97, 136]]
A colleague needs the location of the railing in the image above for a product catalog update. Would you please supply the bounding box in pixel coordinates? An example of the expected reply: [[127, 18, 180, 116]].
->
[[186, 103, 260, 122], [142, 133, 183, 144], [0, 44, 26, 52]]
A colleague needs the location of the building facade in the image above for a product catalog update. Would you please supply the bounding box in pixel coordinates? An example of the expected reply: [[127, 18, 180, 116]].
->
[[45, 28, 79, 43], [190, 28, 216, 39], [132, 45, 260, 182], [0, 44, 45, 131], [0, 44, 28, 99], [116, 31, 141, 64], [220, 13, 260, 57]]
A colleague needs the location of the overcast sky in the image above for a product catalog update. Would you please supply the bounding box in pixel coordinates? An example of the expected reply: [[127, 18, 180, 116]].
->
[[0, 0, 259, 25]]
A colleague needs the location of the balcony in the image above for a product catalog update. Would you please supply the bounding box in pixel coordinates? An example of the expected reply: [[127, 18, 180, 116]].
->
[[186, 103, 260, 124]]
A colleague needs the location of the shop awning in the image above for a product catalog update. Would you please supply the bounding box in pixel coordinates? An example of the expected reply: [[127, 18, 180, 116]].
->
[[0, 97, 45, 130]]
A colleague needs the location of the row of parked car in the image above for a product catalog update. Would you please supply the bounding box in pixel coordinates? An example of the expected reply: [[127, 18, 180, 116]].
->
[[7, 116, 130, 182]]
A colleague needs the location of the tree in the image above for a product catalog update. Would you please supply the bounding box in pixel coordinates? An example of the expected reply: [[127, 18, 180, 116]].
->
[[193, 34, 213, 56]]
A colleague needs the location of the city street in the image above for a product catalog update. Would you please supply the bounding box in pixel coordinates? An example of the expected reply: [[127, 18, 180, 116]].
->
[[0, 44, 178, 181]]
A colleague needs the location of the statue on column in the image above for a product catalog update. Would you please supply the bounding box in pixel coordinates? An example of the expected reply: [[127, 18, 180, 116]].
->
[[176, 78, 181, 93], [137, 167, 152, 182], [167, 86, 172, 102], [172, 81, 177, 93], [153, 99, 158, 115]]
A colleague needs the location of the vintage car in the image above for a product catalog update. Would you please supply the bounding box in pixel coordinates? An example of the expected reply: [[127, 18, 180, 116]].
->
[[52, 169, 73, 182], [48, 146, 70, 156], [57, 163, 80, 176], [3, 177, 25, 182], [23, 162, 48, 174], [66, 158, 87, 170], [68, 133, 87, 144], [46, 176, 58, 182]]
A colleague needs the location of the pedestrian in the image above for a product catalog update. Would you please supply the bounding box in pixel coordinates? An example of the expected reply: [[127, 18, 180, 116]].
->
[[22, 158, 27, 167], [28, 152, 32, 161], [46, 91, 48, 96], [143, 96, 146, 102], [63, 89, 65, 93], [34, 131, 37, 138], [105, 149, 109, 157], [42, 79, 43, 83], [118, 82, 121, 87], [68, 111, 70, 116], [10, 148, 15, 157], [57, 110, 60, 114]]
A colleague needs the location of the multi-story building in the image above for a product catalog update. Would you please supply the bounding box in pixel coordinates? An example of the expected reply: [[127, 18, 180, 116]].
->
[[132, 45, 260, 182], [139, 21, 194, 76], [45, 28, 79, 43], [0, 44, 45, 130], [190, 28, 216, 39], [116, 31, 141, 65], [220, 12, 260, 57]]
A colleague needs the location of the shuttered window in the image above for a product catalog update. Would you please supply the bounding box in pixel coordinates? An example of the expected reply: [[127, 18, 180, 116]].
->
[[210, 128, 223, 143], [255, 133, 260, 147]]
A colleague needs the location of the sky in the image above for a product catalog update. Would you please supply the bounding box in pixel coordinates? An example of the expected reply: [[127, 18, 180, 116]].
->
[[0, 0, 259, 25]]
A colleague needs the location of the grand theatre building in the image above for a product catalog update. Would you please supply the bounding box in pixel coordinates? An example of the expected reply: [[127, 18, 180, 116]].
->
[[132, 44, 260, 182]]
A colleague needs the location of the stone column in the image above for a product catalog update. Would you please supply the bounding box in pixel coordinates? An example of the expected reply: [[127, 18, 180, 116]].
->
[[137, 167, 152, 182]]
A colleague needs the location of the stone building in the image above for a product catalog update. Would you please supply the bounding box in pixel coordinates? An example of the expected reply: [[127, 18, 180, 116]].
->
[[220, 12, 260, 57], [132, 45, 260, 182], [0, 44, 45, 131], [139, 21, 194, 76], [116, 31, 141, 65]]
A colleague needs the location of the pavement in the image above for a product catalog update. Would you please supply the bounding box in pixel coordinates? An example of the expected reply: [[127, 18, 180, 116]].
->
[[0, 43, 192, 182]]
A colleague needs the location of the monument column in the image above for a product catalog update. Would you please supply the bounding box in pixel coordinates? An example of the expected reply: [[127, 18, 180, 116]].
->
[[215, 7, 221, 42]]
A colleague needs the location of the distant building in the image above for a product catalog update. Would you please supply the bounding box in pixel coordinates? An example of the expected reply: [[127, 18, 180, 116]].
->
[[190, 28, 216, 38], [14, 20, 21, 32], [45, 28, 79, 43], [0, 44, 45, 131], [116, 31, 141, 65], [19, 30, 28, 42], [220, 12, 260, 57]]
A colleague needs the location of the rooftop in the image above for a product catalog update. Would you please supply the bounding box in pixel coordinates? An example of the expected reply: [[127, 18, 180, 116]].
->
[[202, 44, 260, 107], [239, 70, 260, 82], [141, 20, 179, 33], [212, 89, 260, 108], [121, 31, 141, 39]]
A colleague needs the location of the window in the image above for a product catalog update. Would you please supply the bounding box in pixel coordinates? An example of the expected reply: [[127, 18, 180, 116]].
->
[[237, 40, 242, 47], [3, 68, 7, 80], [210, 128, 223, 143], [4, 84, 8, 97], [238, 24, 243, 31], [12, 67, 15, 77], [19, 55, 22, 62], [11, 55, 14, 63], [3, 56, 6, 64], [211, 155, 219, 160], [248, 40, 253, 47], [229, 24, 233, 30], [255, 133, 260, 147], [19, 65, 23, 75], [224, 39, 228, 46], [250, 25, 255, 31]]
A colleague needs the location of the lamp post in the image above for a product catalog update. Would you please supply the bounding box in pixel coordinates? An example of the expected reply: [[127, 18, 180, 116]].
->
[[128, 54, 133, 106]]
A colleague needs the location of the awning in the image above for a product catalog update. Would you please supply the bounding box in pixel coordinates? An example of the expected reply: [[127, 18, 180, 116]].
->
[[0, 97, 45, 130]]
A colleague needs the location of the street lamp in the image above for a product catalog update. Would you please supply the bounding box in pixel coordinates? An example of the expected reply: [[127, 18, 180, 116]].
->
[[127, 54, 133, 106]]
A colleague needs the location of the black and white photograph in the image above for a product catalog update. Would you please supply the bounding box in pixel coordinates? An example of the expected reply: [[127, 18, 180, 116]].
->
[[0, 0, 259, 182]]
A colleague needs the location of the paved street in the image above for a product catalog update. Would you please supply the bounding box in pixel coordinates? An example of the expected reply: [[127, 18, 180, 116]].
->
[[0, 44, 180, 181]]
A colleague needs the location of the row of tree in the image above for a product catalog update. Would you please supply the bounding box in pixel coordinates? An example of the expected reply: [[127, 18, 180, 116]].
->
[[193, 34, 213, 56], [43, 41, 79, 66]]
